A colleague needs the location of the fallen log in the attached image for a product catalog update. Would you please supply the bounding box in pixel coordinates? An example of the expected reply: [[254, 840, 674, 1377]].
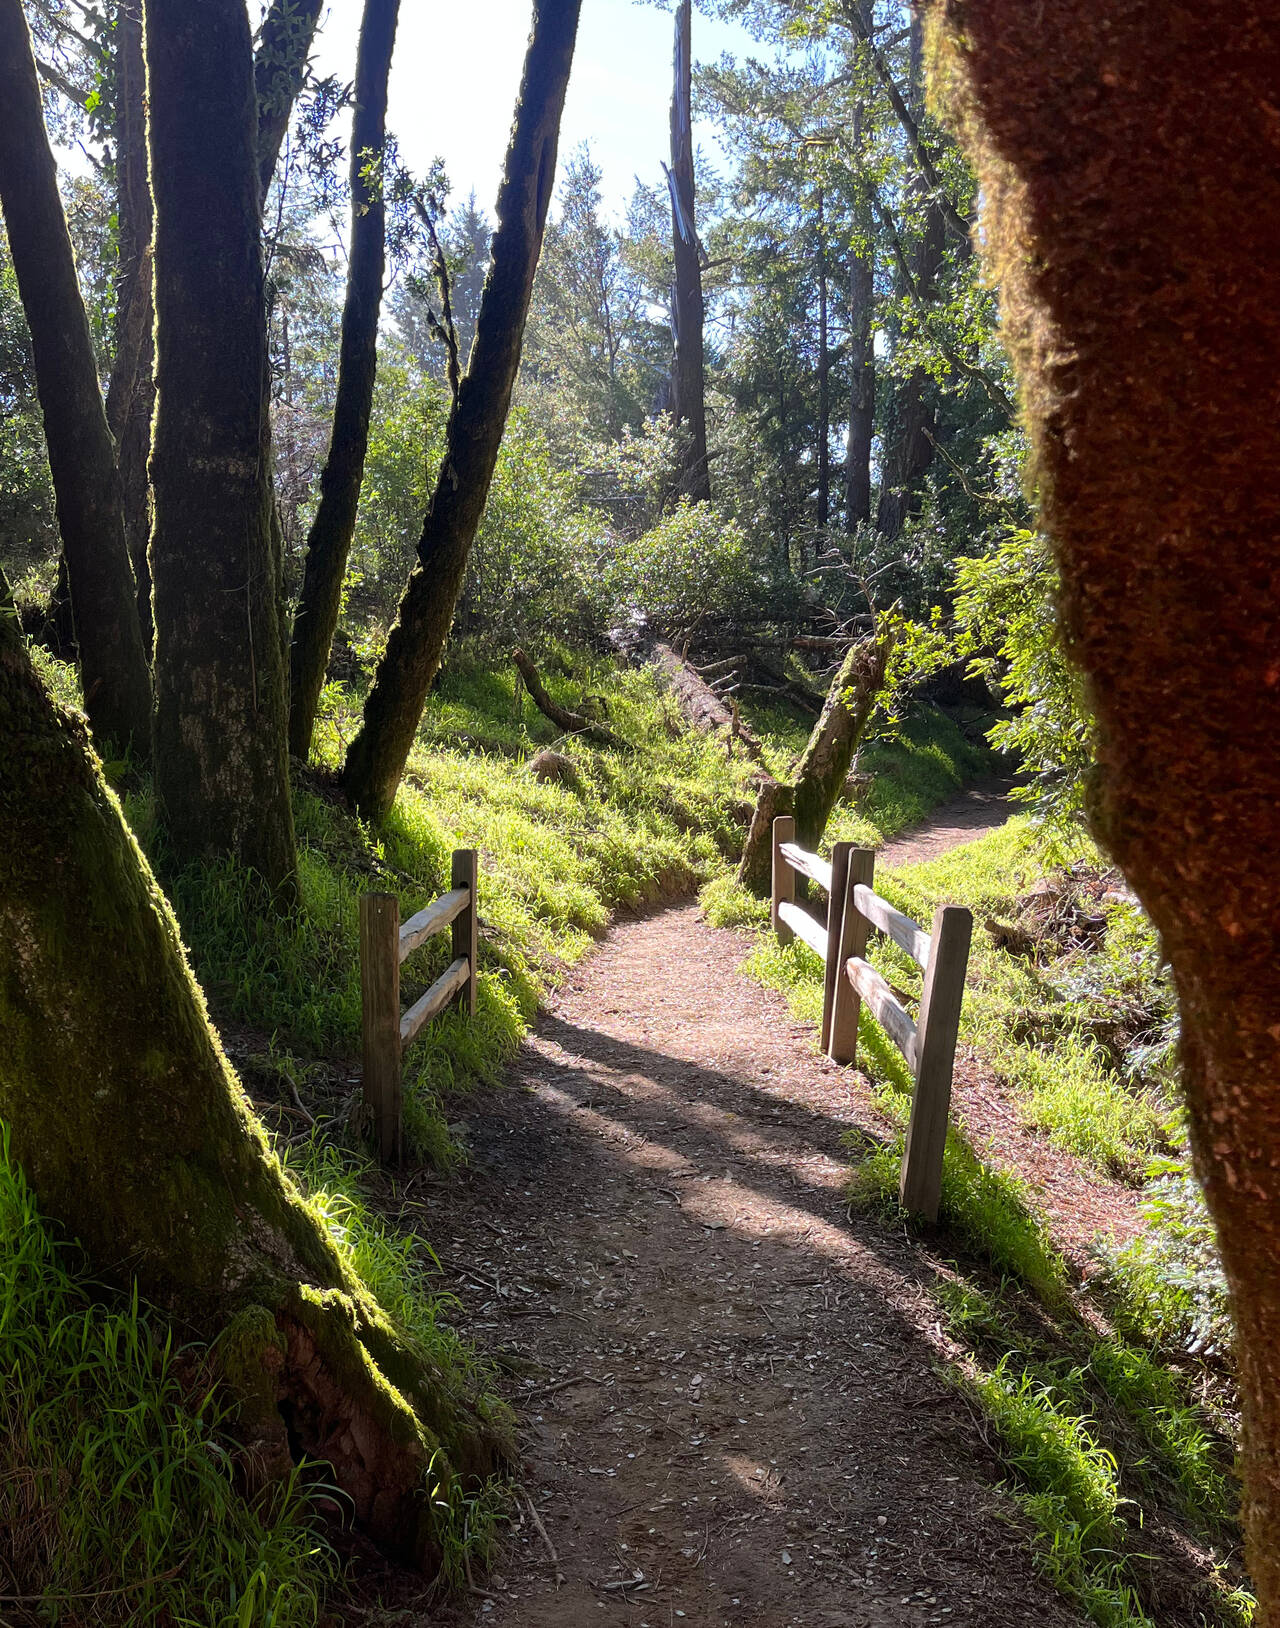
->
[[513, 647, 625, 749], [650, 642, 764, 762]]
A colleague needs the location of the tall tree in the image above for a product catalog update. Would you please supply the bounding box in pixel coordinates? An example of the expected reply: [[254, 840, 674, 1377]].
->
[[341, 0, 584, 822], [844, 106, 875, 527], [667, 0, 712, 501], [102, 0, 155, 647], [0, 0, 150, 751], [926, 0, 1280, 1615], [146, 0, 296, 892], [873, 16, 943, 540], [0, 599, 508, 1566], [288, 0, 401, 761]]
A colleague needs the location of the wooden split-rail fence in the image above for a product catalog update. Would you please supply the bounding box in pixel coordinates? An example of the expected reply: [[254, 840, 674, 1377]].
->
[[359, 849, 478, 1163], [771, 816, 973, 1221]]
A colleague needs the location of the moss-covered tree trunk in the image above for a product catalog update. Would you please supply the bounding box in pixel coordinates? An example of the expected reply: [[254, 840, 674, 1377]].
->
[[0, 0, 151, 752], [289, 0, 400, 761], [667, 0, 711, 504], [341, 0, 583, 822], [926, 2, 1280, 1616], [0, 604, 509, 1564], [737, 632, 892, 891], [146, 0, 296, 894]]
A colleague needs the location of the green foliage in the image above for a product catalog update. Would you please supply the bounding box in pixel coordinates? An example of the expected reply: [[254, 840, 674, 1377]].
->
[[954, 529, 1094, 841], [603, 499, 772, 633], [0, 1126, 335, 1627]]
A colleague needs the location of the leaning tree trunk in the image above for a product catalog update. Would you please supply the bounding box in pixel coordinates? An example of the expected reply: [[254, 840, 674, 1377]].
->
[[737, 632, 892, 893], [288, 0, 400, 761], [103, 0, 156, 651], [147, 0, 296, 895], [666, 0, 711, 504], [0, 604, 510, 1566], [254, 0, 326, 208], [927, 0, 1280, 1616], [341, 0, 583, 823], [0, 0, 151, 752]]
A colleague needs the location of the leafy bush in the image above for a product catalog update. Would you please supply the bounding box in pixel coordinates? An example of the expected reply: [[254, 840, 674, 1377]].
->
[[603, 499, 770, 632]]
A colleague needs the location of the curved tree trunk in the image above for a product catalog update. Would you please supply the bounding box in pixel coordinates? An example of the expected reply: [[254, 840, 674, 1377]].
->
[[0, 0, 151, 752], [289, 0, 400, 761], [147, 0, 296, 895], [928, 1, 1280, 1615], [341, 0, 583, 823], [667, 0, 711, 504], [0, 605, 510, 1565]]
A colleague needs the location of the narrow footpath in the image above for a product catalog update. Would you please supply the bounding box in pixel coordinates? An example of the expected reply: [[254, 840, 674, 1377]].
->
[[415, 783, 1084, 1628]]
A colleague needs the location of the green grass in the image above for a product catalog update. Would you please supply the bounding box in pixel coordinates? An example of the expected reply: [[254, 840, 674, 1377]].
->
[[0, 1125, 337, 1627]]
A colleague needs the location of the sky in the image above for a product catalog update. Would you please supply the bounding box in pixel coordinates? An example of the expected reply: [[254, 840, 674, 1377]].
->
[[309, 0, 762, 223]]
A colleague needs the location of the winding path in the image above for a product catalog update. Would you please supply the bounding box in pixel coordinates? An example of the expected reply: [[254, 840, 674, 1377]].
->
[[416, 783, 1084, 1627]]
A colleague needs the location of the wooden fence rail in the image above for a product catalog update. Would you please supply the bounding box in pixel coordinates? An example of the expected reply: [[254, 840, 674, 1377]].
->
[[360, 848, 478, 1163], [771, 816, 972, 1222]]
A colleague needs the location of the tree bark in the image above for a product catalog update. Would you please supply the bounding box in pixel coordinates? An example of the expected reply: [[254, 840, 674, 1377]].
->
[[0, 606, 510, 1567], [667, 0, 712, 503], [341, 0, 584, 823], [147, 0, 296, 894], [737, 633, 892, 892], [254, 0, 326, 209], [0, 0, 151, 751], [845, 109, 875, 529], [875, 20, 944, 542], [103, 0, 156, 651], [816, 187, 830, 529], [928, 1, 1280, 1616], [288, 0, 400, 761]]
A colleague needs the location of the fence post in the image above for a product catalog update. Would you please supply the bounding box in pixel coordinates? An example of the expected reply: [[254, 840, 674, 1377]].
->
[[771, 814, 796, 944], [827, 848, 875, 1066], [820, 842, 852, 1052], [900, 903, 973, 1222], [451, 847, 479, 1015], [360, 892, 402, 1164]]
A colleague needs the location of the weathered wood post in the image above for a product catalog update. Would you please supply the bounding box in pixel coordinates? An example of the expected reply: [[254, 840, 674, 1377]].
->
[[900, 903, 973, 1222], [820, 841, 853, 1052], [827, 848, 875, 1065], [771, 814, 796, 945], [452, 847, 479, 1015], [359, 891, 401, 1163]]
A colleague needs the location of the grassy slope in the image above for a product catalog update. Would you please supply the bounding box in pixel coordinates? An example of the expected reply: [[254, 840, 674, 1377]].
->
[[713, 815, 1249, 1626]]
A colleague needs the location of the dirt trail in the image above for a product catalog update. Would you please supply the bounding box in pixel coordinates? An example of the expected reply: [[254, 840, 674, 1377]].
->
[[397, 782, 1094, 1627]]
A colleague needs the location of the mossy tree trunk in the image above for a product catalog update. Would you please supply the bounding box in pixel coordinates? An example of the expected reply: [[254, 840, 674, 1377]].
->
[[288, 0, 400, 761], [0, 603, 510, 1565], [341, 0, 583, 822], [0, 0, 151, 752], [146, 0, 296, 895], [667, 0, 711, 504], [926, 1, 1280, 1615], [737, 633, 892, 892]]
